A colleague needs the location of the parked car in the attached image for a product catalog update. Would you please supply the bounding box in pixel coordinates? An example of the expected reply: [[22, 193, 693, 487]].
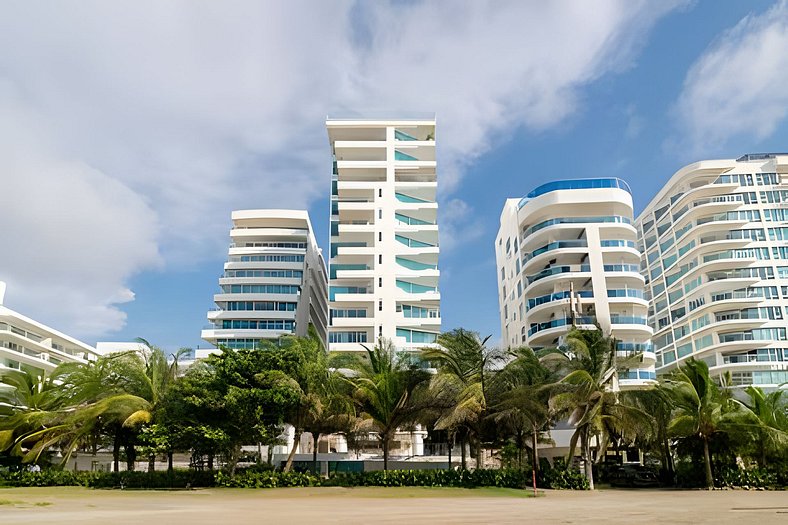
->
[[608, 464, 660, 488]]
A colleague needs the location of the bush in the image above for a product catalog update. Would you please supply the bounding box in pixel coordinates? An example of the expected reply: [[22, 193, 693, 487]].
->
[[715, 466, 784, 489], [0, 468, 213, 489], [84, 469, 215, 489], [215, 470, 317, 488], [0, 469, 91, 487]]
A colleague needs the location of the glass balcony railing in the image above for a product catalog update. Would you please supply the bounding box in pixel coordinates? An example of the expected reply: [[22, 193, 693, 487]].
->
[[395, 235, 436, 248], [527, 290, 593, 310], [524, 240, 588, 262], [607, 289, 645, 299], [518, 178, 632, 208], [600, 240, 636, 248], [610, 316, 648, 325], [395, 257, 437, 271], [395, 213, 434, 226], [395, 193, 431, 204], [396, 280, 438, 294], [528, 316, 596, 337], [619, 369, 657, 380], [394, 130, 418, 141], [603, 264, 641, 273], [395, 150, 419, 161], [399, 305, 440, 318], [329, 287, 370, 300], [526, 264, 592, 284], [524, 215, 631, 237], [330, 264, 370, 279]]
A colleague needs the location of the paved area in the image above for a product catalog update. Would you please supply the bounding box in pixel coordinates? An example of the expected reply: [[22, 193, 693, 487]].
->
[[1, 486, 786, 524]]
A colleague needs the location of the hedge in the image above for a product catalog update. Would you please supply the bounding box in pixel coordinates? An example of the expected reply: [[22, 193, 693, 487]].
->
[[2, 467, 589, 490]]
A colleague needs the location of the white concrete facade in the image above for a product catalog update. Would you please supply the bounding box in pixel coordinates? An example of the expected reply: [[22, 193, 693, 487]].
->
[[326, 118, 440, 354], [495, 179, 656, 388], [202, 210, 329, 350], [0, 281, 100, 375], [635, 154, 788, 389]]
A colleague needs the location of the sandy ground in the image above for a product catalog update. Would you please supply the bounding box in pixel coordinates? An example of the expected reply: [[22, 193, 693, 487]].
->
[[0, 486, 786, 525]]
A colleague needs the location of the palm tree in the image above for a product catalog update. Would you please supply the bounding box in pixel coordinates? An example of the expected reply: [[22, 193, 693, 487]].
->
[[422, 328, 502, 469], [666, 358, 752, 488], [347, 338, 431, 471], [741, 386, 787, 468], [547, 326, 647, 490], [277, 331, 332, 473], [622, 385, 676, 482], [489, 346, 554, 481]]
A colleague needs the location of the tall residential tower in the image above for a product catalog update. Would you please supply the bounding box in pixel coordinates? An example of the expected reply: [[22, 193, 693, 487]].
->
[[636, 154, 788, 389], [327, 118, 440, 355], [496, 178, 656, 388], [202, 210, 328, 350]]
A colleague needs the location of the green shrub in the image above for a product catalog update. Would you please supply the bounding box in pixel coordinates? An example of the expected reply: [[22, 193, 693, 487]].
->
[[215, 470, 317, 488], [0, 469, 92, 487], [84, 469, 215, 489], [715, 466, 783, 489]]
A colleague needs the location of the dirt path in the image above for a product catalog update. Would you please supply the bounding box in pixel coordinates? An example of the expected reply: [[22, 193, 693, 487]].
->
[[1, 486, 786, 524]]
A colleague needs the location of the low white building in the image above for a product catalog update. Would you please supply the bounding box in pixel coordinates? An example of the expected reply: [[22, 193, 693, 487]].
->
[[0, 281, 100, 376]]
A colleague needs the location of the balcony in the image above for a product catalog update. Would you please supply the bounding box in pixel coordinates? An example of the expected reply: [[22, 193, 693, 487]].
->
[[523, 239, 588, 264], [526, 290, 593, 312]]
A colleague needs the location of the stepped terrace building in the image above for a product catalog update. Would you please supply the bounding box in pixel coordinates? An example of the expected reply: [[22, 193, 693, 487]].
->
[[326, 118, 440, 356], [0, 281, 99, 376], [201, 210, 328, 350], [635, 154, 788, 389], [496, 178, 656, 389]]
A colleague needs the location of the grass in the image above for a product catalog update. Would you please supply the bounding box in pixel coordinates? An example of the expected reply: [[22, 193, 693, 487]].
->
[[0, 498, 52, 507]]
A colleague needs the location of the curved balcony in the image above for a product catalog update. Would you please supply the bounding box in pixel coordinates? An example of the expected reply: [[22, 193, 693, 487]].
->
[[527, 316, 596, 338], [526, 290, 593, 312]]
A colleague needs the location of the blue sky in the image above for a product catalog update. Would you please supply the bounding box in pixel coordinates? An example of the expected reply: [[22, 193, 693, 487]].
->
[[1, 1, 787, 351]]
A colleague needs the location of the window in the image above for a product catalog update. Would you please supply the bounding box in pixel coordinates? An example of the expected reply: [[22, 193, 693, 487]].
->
[[329, 331, 368, 344], [378, 300, 383, 312], [379, 254, 383, 264]]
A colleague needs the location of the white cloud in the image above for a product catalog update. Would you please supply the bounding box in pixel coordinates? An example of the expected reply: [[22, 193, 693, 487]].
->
[[0, 1, 682, 338], [674, 0, 788, 152]]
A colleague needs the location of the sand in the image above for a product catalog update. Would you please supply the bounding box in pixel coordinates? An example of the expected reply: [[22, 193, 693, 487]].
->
[[0, 486, 786, 524]]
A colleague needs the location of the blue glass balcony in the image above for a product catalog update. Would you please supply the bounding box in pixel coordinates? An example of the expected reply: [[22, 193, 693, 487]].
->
[[527, 290, 593, 311], [524, 240, 588, 262], [518, 178, 632, 208], [395, 235, 436, 248], [525, 216, 631, 237], [396, 280, 438, 294], [528, 316, 596, 337], [395, 130, 417, 141], [395, 150, 418, 161], [395, 192, 431, 204], [395, 213, 434, 225], [396, 257, 438, 271]]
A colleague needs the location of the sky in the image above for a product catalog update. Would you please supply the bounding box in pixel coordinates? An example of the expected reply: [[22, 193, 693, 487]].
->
[[1, 0, 788, 352]]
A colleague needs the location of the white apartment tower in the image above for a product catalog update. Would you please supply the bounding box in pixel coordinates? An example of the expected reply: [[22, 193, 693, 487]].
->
[[326, 118, 440, 354], [202, 210, 329, 350], [636, 154, 788, 389], [496, 179, 656, 388]]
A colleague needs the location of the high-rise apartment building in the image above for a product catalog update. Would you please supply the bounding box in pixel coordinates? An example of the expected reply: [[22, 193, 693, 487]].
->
[[326, 118, 440, 355], [636, 154, 788, 388], [1, 281, 99, 376], [496, 178, 656, 388], [202, 210, 328, 350]]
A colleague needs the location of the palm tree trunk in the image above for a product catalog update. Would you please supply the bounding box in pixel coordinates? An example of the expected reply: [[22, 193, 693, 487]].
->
[[284, 429, 302, 473], [167, 450, 174, 474], [476, 438, 484, 470], [531, 426, 540, 474], [148, 454, 155, 473], [460, 437, 467, 470], [112, 432, 121, 473], [703, 436, 713, 489], [208, 453, 214, 471], [582, 427, 594, 490], [383, 436, 389, 472], [447, 438, 452, 470]]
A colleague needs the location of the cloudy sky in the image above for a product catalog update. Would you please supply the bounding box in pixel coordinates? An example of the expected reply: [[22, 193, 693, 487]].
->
[[1, 0, 787, 350]]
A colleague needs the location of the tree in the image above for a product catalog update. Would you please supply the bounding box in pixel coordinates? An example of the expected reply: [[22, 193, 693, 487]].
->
[[422, 328, 502, 469], [741, 386, 788, 468], [489, 346, 554, 484], [547, 326, 648, 490], [622, 385, 676, 482], [666, 358, 751, 488], [347, 338, 431, 471]]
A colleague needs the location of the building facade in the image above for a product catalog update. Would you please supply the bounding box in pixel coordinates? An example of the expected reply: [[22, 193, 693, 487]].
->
[[496, 178, 656, 388], [201, 210, 328, 350], [0, 281, 99, 376], [636, 154, 788, 389], [326, 118, 440, 354]]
